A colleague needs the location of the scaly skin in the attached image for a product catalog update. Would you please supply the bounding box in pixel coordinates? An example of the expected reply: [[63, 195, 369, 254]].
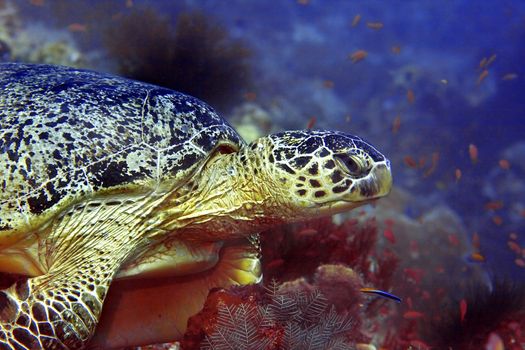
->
[[0, 131, 391, 350], [0, 255, 124, 349], [0, 195, 161, 350], [158, 130, 392, 241], [1, 64, 392, 349]]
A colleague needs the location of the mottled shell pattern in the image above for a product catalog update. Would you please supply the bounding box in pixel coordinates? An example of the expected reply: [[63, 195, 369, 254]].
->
[[0, 63, 242, 239]]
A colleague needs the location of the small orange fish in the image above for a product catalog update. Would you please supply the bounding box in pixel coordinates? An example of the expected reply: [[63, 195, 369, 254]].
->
[[366, 22, 384, 30], [502, 73, 518, 81], [391, 46, 401, 54], [403, 156, 417, 168], [423, 152, 439, 177], [492, 216, 503, 226], [322, 80, 334, 89], [521, 209, 525, 218], [406, 89, 415, 104], [515, 258, 525, 268], [477, 69, 489, 85], [460, 299, 467, 322], [479, 57, 488, 69], [406, 297, 413, 310], [486, 53, 497, 67], [383, 229, 396, 244], [351, 14, 361, 27], [125, 0, 134, 7], [392, 115, 401, 134], [403, 310, 424, 319], [498, 159, 510, 170], [30, 0, 45, 6], [306, 116, 317, 129], [484, 201, 503, 211], [68, 23, 88, 32], [349, 50, 368, 63], [468, 252, 486, 263], [243, 92, 257, 101], [509, 232, 518, 240], [455, 168, 462, 182], [468, 144, 478, 164], [297, 0, 309, 5], [418, 156, 427, 169], [297, 228, 318, 237], [507, 241, 521, 254]]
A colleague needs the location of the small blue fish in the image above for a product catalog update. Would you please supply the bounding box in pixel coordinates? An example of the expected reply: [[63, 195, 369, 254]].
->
[[360, 288, 402, 303]]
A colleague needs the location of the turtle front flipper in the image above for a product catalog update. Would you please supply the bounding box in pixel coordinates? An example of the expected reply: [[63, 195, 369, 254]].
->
[[0, 230, 143, 350], [0, 272, 108, 349], [0, 197, 157, 350]]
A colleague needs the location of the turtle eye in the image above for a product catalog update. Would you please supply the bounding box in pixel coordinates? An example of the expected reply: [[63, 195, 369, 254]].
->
[[334, 153, 365, 177]]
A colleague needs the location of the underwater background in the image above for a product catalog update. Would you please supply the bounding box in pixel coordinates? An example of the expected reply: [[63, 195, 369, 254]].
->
[[1, 0, 525, 349]]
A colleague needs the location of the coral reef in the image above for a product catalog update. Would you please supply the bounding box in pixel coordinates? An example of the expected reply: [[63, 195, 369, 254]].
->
[[1, 1, 523, 348], [178, 214, 402, 350], [367, 188, 525, 349], [0, 0, 20, 45], [182, 282, 357, 350], [0, 1, 86, 66], [229, 103, 275, 143], [260, 216, 398, 293], [172, 188, 480, 349], [422, 279, 525, 349], [104, 9, 253, 112], [381, 278, 525, 349]]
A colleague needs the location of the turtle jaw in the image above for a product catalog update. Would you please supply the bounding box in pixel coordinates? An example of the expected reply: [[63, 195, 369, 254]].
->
[[309, 161, 392, 217]]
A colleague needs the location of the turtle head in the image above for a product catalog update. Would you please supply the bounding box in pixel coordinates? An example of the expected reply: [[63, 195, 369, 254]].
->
[[252, 130, 392, 218], [162, 129, 391, 239]]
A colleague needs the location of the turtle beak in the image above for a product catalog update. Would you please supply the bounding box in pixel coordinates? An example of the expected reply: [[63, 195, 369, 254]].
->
[[312, 162, 392, 216], [368, 161, 392, 199], [342, 161, 392, 201]]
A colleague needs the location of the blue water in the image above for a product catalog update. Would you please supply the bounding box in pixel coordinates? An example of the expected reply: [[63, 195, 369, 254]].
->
[[185, 0, 525, 279], [196, 0, 525, 279], [10, 0, 525, 303]]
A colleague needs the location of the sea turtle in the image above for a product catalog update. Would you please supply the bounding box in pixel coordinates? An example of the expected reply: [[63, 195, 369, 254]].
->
[[0, 63, 392, 350]]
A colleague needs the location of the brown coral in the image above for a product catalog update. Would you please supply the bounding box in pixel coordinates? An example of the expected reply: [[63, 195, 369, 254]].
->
[[104, 9, 253, 111]]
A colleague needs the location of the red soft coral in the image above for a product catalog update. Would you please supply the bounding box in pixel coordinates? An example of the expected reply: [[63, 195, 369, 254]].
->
[[261, 217, 398, 288], [181, 216, 403, 349], [181, 281, 357, 350]]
